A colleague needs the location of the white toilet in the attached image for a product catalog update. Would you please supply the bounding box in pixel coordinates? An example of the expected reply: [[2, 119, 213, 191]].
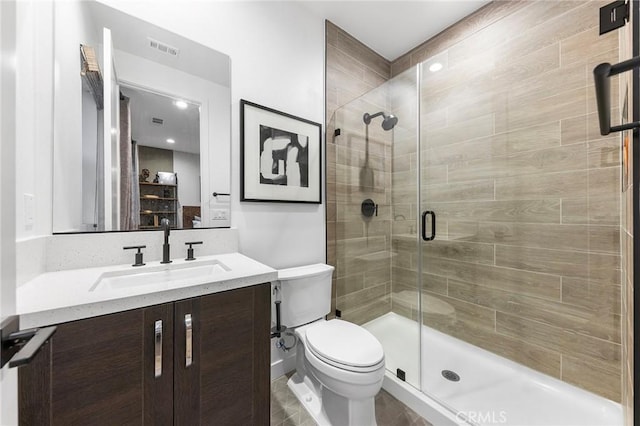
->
[[277, 264, 385, 426]]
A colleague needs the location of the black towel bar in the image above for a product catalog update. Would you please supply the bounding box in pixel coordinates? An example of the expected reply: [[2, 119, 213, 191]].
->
[[593, 56, 640, 135]]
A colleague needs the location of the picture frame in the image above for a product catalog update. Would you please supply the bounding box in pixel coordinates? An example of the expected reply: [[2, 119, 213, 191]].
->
[[240, 100, 322, 203]]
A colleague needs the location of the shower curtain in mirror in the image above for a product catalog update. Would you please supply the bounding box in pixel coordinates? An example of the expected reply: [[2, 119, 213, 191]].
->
[[119, 95, 139, 230]]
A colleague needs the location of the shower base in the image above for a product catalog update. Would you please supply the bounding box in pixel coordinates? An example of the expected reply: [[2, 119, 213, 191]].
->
[[363, 312, 622, 426]]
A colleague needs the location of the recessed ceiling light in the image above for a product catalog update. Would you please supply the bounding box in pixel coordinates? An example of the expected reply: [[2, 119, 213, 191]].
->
[[166, 138, 175, 144], [174, 100, 188, 110], [429, 62, 443, 73]]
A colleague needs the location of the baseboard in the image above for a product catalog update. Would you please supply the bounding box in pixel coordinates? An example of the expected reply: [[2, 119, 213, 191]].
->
[[271, 351, 296, 381]]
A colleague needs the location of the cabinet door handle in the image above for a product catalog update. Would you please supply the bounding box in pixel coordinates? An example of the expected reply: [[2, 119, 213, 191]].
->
[[154, 320, 162, 378], [185, 314, 193, 368]]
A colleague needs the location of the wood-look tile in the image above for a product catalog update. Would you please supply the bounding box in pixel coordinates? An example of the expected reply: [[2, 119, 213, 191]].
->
[[561, 115, 588, 145], [422, 240, 495, 265], [562, 277, 621, 313], [326, 66, 376, 101], [419, 166, 448, 186], [364, 67, 388, 88], [492, 43, 561, 90], [392, 153, 413, 173], [589, 166, 621, 196], [421, 290, 496, 331], [424, 257, 561, 301], [561, 194, 620, 226], [588, 138, 620, 169], [448, 221, 589, 252], [495, 87, 587, 134], [429, 199, 561, 224], [425, 180, 495, 203], [448, 278, 620, 343], [334, 183, 386, 205], [446, 1, 582, 67], [326, 44, 365, 81], [336, 283, 389, 312], [421, 133, 507, 166], [561, 25, 618, 67], [495, 170, 587, 200], [505, 121, 561, 154], [440, 320, 562, 379], [500, 1, 598, 64], [366, 265, 391, 288], [335, 28, 390, 78], [589, 225, 620, 255], [496, 312, 621, 364], [391, 268, 448, 297], [422, 113, 494, 148], [341, 295, 392, 326], [325, 21, 339, 48], [588, 252, 621, 285], [495, 245, 590, 280], [408, 0, 527, 70], [336, 274, 364, 298], [448, 143, 587, 184], [562, 354, 621, 402], [509, 61, 588, 104], [390, 55, 411, 78]]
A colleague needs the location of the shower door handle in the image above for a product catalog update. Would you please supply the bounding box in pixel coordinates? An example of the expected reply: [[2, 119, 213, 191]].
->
[[421, 211, 436, 241]]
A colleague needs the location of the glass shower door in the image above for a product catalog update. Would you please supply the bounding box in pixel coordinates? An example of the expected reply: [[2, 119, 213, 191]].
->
[[329, 67, 422, 389]]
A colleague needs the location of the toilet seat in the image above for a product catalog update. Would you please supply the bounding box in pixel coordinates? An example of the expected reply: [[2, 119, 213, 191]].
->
[[305, 320, 384, 373]]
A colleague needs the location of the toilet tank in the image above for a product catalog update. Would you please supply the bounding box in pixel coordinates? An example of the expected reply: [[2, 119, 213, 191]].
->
[[278, 264, 334, 327]]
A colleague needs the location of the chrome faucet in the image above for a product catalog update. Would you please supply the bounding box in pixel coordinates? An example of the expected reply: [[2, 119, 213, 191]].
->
[[160, 218, 172, 264]]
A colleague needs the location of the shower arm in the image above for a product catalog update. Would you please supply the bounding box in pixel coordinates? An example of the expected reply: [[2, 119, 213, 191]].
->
[[593, 56, 640, 135], [363, 111, 385, 125]]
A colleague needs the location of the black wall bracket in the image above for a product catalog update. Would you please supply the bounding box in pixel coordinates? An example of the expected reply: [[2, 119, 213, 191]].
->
[[600, 1, 629, 35], [593, 56, 640, 135]]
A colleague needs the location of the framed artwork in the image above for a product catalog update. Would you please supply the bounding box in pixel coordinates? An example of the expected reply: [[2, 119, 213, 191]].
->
[[240, 100, 322, 203]]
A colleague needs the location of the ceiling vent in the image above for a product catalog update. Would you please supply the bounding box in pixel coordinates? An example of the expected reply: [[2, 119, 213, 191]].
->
[[151, 117, 164, 125], [148, 37, 179, 57]]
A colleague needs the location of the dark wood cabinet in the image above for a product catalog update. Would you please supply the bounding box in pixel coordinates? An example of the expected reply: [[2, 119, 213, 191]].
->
[[18, 284, 270, 425]]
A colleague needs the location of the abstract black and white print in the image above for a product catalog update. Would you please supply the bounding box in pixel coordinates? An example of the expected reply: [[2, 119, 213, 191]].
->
[[259, 125, 309, 187]]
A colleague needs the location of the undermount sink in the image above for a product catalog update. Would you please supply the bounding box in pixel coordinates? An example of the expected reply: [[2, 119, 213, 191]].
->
[[90, 259, 231, 292]]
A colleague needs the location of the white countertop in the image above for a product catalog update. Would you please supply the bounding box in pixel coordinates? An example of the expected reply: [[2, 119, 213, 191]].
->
[[17, 252, 277, 329]]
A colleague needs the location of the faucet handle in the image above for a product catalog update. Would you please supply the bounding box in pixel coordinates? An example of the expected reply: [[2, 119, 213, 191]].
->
[[123, 245, 146, 267], [184, 241, 203, 261]]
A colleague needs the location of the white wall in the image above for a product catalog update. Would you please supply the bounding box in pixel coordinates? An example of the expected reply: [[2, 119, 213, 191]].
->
[[173, 151, 200, 206], [102, 0, 326, 269], [49, 1, 97, 233], [1, 0, 18, 423]]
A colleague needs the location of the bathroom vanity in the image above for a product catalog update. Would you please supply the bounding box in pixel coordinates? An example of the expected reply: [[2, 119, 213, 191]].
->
[[16, 253, 276, 425]]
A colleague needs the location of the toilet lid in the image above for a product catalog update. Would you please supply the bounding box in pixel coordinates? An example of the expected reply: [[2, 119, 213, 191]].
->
[[305, 320, 384, 369]]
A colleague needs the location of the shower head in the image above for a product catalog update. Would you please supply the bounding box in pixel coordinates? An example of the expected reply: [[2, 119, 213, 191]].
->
[[363, 111, 398, 131], [382, 114, 398, 131]]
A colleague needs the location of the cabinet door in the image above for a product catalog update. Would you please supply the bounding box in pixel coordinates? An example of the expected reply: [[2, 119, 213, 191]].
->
[[50, 309, 145, 425], [174, 284, 270, 425], [19, 305, 174, 425]]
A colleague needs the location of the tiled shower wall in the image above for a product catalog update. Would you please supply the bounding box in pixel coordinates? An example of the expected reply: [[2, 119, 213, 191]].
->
[[325, 21, 394, 324], [389, 0, 623, 402], [326, 0, 630, 404]]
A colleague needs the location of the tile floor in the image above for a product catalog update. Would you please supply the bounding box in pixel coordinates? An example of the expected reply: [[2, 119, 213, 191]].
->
[[270, 374, 432, 426]]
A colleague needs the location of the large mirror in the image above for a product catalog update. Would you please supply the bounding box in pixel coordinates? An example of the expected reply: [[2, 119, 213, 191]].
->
[[52, 0, 231, 233]]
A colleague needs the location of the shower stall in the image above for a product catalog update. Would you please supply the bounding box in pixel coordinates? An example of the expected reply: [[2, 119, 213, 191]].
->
[[327, 2, 628, 424]]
